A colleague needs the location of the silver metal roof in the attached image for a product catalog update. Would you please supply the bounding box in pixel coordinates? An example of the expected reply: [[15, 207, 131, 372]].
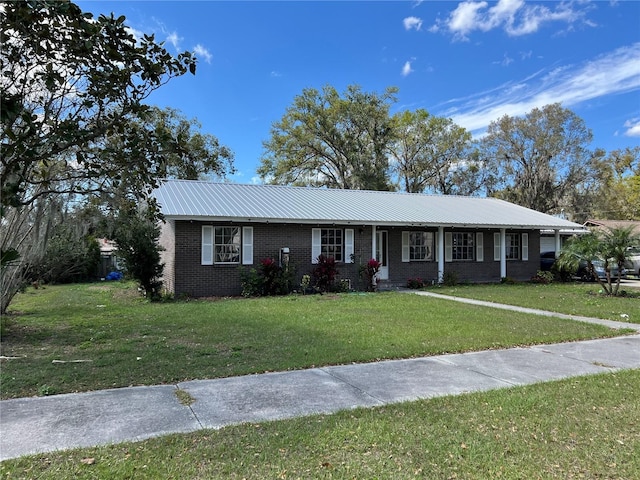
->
[[153, 179, 584, 230]]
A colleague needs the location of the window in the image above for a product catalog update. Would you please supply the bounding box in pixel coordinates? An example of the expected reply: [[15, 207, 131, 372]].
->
[[202, 226, 253, 265], [320, 228, 343, 261], [312, 228, 354, 263], [493, 232, 529, 262], [402, 232, 434, 261], [452, 232, 475, 260], [215, 227, 240, 263], [506, 234, 520, 260]]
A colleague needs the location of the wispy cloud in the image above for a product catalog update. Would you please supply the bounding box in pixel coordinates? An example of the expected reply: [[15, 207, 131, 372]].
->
[[270, 71, 283, 78], [165, 31, 182, 50], [624, 118, 640, 137], [440, 43, 640, 135], [431, 0, 593, 40], [193, 44, 212, 63], [403, 16, 423, 31], [401, 60, 414, 77]]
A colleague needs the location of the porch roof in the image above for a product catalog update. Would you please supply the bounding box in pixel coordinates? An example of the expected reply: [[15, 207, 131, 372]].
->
[[153, 179, 584, 230]]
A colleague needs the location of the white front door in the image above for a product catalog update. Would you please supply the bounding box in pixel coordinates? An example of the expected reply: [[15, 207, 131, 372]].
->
[[376, 231, 389, 280]]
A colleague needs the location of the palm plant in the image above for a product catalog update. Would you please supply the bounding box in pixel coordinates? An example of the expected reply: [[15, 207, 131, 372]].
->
[[557, 226, 640, 296]]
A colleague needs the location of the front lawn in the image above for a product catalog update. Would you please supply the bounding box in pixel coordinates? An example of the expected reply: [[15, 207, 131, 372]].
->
[[0, 281, 629, 399], [430, 282, 640, 323], [2, 370, 638, 478]]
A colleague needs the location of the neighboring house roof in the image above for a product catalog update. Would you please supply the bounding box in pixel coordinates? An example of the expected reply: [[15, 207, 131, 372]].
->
[[153, 179, 584, 230], [97, 238, 118, 254], [583, 219, 640, 236]]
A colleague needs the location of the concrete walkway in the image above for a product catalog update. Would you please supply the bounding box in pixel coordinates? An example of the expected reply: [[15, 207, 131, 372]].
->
[[2, 294, 639, 461]]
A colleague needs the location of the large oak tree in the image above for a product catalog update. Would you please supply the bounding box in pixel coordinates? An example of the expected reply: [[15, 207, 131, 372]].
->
[[259, 84, 397, 190], [479, 103, 593, 215]]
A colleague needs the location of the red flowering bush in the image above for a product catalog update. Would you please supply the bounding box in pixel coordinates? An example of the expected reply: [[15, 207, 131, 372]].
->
[[312, 254, 338, 292], [361, 258, 381, 292]]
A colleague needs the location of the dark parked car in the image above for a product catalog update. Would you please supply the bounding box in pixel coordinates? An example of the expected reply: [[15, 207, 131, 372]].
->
[[540, 251, 557, 271], [576, 260, 626, 282]]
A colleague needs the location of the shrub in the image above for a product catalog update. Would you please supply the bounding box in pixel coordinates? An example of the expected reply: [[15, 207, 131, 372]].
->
[[531, 270, 554, 284], [406, 277, 425, 289], [312, 255, 338, 293], [442, 270, 459, 286], [239, 267, 262, 297], [360, 258, 381, 292], [240, 258, 295, 297], [500, 276, 518, 284]]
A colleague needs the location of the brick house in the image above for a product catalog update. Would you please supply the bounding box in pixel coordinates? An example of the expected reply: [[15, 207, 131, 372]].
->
[[153, 179, 584, 297]]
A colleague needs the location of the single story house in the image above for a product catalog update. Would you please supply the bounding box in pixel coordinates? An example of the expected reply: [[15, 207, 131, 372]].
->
[[153, 179, 585, 297]]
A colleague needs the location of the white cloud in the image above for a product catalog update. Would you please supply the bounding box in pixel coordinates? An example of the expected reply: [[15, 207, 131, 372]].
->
[[402, 61, 414, 77], [270, 71, 283, 78], [125, 26, 144, 43], [624, 118, 640, 137], [166, 31, 182, 50], [193, 44, 212, 63], [435, 0, 592, 40], [493, 52, 514, 66], [441, 43, 640, 134], [403, 16, 423, 31]]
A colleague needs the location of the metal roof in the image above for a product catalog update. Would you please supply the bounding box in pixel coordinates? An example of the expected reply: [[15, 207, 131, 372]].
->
[[153, 179, 584, 230]]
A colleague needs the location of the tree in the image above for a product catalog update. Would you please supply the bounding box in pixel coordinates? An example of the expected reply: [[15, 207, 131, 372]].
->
[[389, 109, 481, 194], [33, 221, 101, 285], [590, 147, 640, 220], [87, 106, 235, 208], [112, 205, 164, 300], [480, 103, 593, 215], [1, 1, 196, 209], [0, 1, 213, 313], [557, 226, 640, 296], [259, 84, 398, 190]]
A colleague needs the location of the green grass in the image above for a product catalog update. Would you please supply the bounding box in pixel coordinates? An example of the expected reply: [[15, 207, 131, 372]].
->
[[0, 281, 631, 399], [2, 370, 638, 478], [431, 282, 640, 323]]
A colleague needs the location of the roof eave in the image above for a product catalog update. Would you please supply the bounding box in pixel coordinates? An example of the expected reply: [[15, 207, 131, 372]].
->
[[161, 215, 583, 230]]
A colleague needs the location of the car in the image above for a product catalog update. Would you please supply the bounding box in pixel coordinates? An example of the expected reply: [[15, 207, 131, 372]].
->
[[540, 251, 557, 271], [576, 259, 626, 282], [623, 248, 640, 278]]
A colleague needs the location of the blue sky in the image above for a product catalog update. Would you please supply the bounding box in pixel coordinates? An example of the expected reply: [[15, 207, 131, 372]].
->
[[79, 0, 640, 184]]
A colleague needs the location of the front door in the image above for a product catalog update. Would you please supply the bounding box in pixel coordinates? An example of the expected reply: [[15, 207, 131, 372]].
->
[[376, 231, 389, 280]]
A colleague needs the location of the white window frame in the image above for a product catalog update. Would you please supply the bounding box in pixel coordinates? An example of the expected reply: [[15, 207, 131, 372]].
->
[[494, 232, 529, 261], [202, 225, 253, 266], [450, 232, 475, 261], [506, 233, 520, 260], [214, 226, 241, 264], [402, 231, 434, 262], [312, 228, 354, 264]]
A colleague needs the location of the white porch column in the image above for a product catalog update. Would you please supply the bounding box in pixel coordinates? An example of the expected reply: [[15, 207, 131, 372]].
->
[[554, 229, 561, 257], [438, 226, 445, 283], [500, 228, 507, 279], [371, 225, 377, 261]]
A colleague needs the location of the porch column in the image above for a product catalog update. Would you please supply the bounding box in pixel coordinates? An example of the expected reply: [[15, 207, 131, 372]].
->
[[500, 228, 507, 278], [371, 225, 377, 261], [554, 229, 561, 257], [438, 226, 444, 283]]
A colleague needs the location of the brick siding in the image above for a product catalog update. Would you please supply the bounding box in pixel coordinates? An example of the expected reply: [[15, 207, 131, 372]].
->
[[165, 221, 541, 297]]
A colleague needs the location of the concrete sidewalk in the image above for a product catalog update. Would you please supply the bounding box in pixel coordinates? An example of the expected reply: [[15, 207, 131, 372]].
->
[[2, 295, 639, 461]]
